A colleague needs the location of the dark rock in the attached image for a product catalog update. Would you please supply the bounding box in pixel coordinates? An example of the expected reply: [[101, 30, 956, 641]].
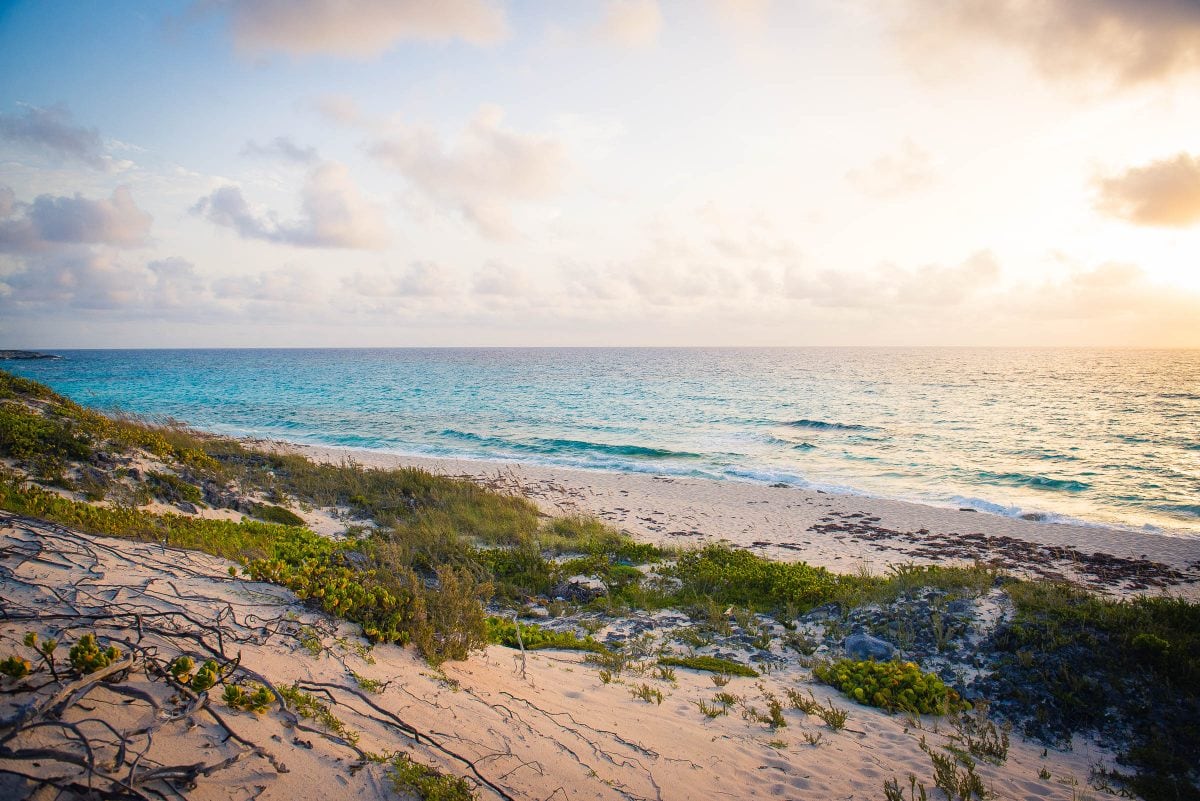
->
[[175, 501, 198, 514], [202, 481, 241, 509], [844, 632, 896, 661], [552, 575, 607, 602]]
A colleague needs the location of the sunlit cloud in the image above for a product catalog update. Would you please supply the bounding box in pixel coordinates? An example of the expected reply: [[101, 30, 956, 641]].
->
[[368, 105, 568, 239], [1095, 152, 1200, 227], [846, 139, 936, 197], [192, 162, 389, 249], [596, 0, 662, 49], [894, 0, 1200, 86], [214, 0, 508, 57]]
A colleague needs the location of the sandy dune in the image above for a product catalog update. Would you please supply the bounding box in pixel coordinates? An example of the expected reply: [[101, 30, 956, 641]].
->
[[1, 512, 1114, 800]]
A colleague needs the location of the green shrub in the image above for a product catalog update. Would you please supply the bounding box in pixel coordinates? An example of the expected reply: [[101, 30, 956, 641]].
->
[[657, 654, 758, 677], [665, 544, 838, 612], [814, 659, 968, 715], [146, 470, 203, 504], [485, 617, 608, 653], [249, 502, 306, 526]]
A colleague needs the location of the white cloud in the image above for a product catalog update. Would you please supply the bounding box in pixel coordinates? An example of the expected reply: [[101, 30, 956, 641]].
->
[[217, 0, 507, 57], [192, 162, 389, 249], [368, 106, 568, 239], [1095, 152, 1200, 227]]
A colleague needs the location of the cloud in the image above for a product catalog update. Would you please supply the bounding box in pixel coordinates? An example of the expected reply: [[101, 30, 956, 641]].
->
[[0, 104, 106, 167], [0, 250, 142, 310], [846, 139, 936, 197], [217, 0, 507, 56], [368, 105, 568, 238], [344, 261, 457, 298], [213, 266, 324, 303], [709, 0, 771, 29], [0, 186, 152, 252], [786, 251, 1002, 309], [472, 261, 532, 297], [310, 94, 363, 126], [1095, 152, 1200, 227], [192, 162, 389, 249], [146, 257, 207, 308], [597, 0, 662, 48], [241, 136, 319, 164], [0, 186, 13, 219], [896, 0, 1200, 86]]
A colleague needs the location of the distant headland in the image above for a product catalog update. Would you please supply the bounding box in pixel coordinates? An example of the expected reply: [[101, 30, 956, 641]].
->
[[0, 350, 60, 360]]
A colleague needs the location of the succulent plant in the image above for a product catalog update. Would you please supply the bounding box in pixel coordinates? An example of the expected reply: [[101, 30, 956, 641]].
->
[[68, 633, 122, 674], [0, 655, 32, 679]]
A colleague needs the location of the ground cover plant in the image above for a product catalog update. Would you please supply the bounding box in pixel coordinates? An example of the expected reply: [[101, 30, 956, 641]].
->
[[814, 659, 969, 715], [657, 654, 759, 677], [981, 581, 1200, 800], [484, 616, 607, 653]]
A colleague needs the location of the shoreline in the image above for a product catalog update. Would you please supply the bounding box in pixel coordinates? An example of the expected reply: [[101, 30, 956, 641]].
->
[[276, 441, 1200, 599]]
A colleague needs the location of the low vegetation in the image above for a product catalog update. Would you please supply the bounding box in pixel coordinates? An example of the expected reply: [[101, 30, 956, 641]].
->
[[658, 654, 758, 677], [814, 659, 970, 716], [484, 616, 607, 653], [1, 369, 1198, 799]]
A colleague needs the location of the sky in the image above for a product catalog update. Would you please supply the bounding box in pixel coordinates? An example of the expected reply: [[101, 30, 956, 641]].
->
[[0, 0, 1198, 348]]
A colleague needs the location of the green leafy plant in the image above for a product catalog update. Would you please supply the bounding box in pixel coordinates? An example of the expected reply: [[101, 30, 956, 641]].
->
[[486, 617, 607, 654], [630, 683, 664, 704], [23, 631, 60, 678], [387, 752, 474, 801], [814, 659, 969, 716], [67, 633, 122, 674], [279, 683, 361, 744], [190, 659, 222, 691], [0, 655, 31, 679], [658, 655, 758, 677], [222, 682, 275, 713], [169, 655, 195, 682]]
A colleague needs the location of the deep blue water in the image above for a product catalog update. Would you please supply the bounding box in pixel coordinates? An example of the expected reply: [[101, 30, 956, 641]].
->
[[6, 348, 1199, 536]]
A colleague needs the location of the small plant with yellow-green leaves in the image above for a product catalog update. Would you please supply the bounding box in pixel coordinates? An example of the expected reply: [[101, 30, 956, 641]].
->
[[189, 659, 223, 692], [23, 631, 61, 678], [68, 633, 122, 674], [169, 655, 195, 682], [387, 752, 474, 801], [0, 655, 32, 679], [814, 659, 969, 716], [630, 683, 664, 704], [222, 682, 275, 713], [278, 683, 360, 745]]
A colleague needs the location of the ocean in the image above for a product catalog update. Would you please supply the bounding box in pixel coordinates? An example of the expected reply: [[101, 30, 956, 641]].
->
[[6, 348, 1199, 536]]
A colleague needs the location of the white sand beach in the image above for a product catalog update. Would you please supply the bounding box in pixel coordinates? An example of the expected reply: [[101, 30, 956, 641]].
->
[[285, 444, 1200, 599]]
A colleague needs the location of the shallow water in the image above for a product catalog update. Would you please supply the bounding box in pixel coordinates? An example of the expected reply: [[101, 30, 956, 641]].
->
[[7, 347, 1199, 536]]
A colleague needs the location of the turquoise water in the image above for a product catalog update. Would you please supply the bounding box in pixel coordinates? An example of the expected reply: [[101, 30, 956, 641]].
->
[[6, 348, 1199, 536]]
